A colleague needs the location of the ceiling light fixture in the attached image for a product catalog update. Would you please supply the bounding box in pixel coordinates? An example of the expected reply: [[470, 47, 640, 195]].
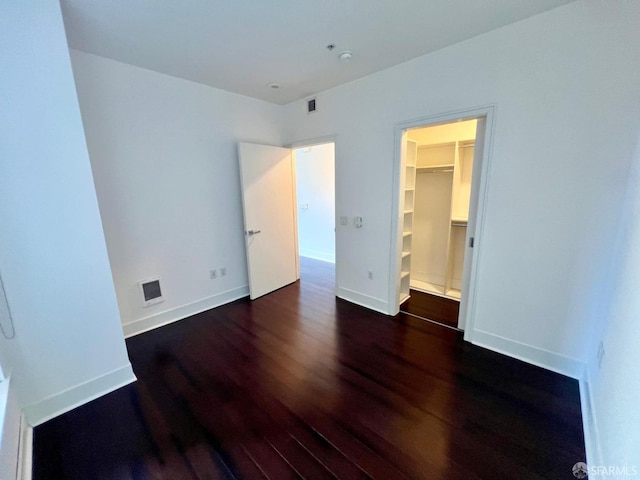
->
[[338, 51, 353, 62]]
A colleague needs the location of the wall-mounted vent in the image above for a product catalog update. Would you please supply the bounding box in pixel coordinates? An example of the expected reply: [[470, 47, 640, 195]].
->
[[138, 277, 164, 307], [307, 97, 317, 114]]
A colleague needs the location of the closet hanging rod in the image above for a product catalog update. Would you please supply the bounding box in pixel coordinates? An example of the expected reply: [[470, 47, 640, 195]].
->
[[417, 168, 454, 174]]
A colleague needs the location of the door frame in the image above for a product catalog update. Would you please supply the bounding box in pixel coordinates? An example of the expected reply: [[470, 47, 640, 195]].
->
[[388, 106, 496, 339], [286, 135, 338, 294]]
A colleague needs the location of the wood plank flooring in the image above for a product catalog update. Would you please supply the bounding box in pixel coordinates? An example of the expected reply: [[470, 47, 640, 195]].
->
[[33, 257, 585, 479], [400, 289, 460, 329]]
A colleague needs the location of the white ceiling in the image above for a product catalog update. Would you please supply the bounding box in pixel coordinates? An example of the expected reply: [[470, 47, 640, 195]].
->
[[61, 0, 575, 105]]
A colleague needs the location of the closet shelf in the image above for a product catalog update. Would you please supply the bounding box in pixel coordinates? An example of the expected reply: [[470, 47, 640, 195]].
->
[[417, 165, 454, 173], [399, 138, 418, 304]]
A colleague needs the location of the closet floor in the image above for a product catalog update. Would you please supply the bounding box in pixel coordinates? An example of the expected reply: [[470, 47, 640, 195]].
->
[[400, 289, 460, 329]]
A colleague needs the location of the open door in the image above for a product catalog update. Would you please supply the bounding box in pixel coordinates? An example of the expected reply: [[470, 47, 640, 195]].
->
[[238, 142, 299, 300]]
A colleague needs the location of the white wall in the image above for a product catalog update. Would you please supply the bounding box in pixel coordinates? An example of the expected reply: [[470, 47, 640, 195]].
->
[[69, 51, 284, 335], [0, 0, 134, 427], [295, 144, 336, 263], [583, 130, 640, 468], [282, 0, 640, 376]]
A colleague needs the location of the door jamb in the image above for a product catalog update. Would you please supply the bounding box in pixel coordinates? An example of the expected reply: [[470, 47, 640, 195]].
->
[[388, 106, 496, 342], [287, 135, 337, 149]]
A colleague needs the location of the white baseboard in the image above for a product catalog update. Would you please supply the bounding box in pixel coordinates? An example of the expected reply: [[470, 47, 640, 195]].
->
[[471, 329, 584, 379], [337, 287, 389, 315], [17, 414, 32, 480], [23, 364, 136, 426], [123, 285, 249, 338], [299, 250, 335, 263], [579, 372, 601, 467]]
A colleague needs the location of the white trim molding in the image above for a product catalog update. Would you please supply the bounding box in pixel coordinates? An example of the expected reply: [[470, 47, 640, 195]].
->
[[471, 329, 584, 379], [17, 413, 32, 480], [286, 134, 337, 149], [579, 372, 602, 467], [337, 287, 389, 315], [123, 285, 249, 338], [23, 364, 136, 427]]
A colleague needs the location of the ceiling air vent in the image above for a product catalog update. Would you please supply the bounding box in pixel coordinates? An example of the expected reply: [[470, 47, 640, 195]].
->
[[138, 276, 164, 307], [307, 97, 317, 114]]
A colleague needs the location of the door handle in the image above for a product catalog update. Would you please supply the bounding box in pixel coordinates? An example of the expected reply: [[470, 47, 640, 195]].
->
[[245, 229, 261, 236]]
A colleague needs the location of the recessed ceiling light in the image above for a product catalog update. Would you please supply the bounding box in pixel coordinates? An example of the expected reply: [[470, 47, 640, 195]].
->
[[267, 83, 280, 89]]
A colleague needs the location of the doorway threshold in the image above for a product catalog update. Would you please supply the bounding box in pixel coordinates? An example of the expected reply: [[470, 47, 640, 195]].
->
[[399, 289, 461, 330], [399, 310, 462, 332]]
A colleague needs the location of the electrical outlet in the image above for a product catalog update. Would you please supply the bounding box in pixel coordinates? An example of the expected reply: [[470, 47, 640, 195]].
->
[[597, 341, 605, 369], [368, 270, 373, 280], [354, 216, 363, 228], [220, 267, 226, 277], [209, 269, 217, 279]]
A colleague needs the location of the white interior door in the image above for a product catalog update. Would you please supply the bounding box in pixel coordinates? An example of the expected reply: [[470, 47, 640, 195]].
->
[[238, 142, 299, 300]]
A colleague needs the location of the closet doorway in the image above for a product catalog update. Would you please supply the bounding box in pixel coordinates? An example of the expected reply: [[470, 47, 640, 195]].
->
[[391, 108, 494, 333]]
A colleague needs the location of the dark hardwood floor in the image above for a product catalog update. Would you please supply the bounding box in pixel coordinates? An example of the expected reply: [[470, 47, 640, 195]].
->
[[33, 257, 585, 479], [400, 289, 460, 329]]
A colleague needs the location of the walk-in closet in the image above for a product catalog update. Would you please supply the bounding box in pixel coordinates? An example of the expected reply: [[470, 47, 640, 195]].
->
[[399, 119, 477, 304]]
